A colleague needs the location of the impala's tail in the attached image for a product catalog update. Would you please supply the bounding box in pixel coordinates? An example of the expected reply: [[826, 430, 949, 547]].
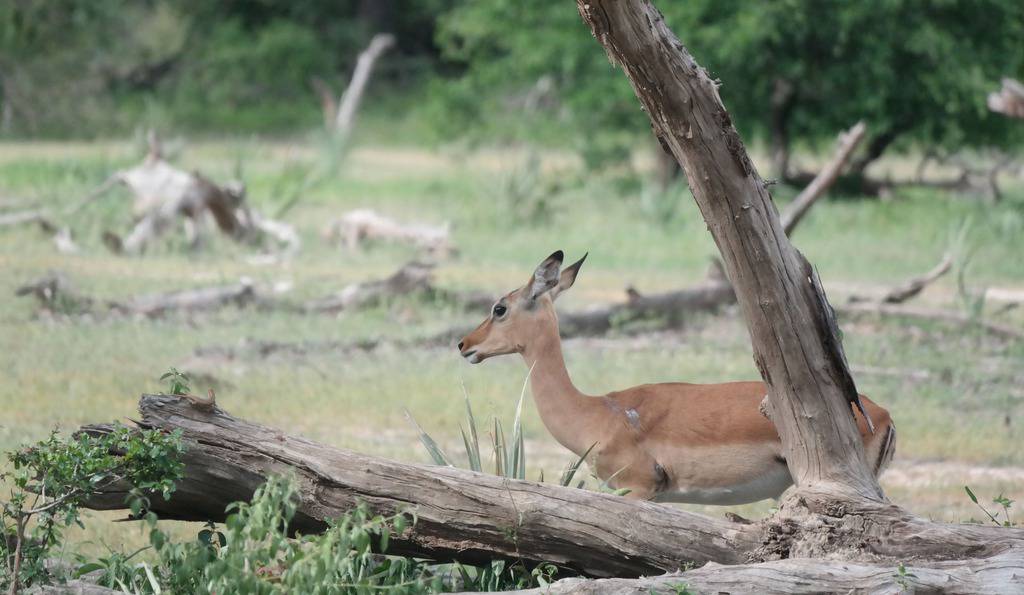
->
[[874, 423, 897, 476]]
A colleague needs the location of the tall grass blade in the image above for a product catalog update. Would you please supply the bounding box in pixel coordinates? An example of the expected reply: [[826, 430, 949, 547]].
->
[[403, 408, 453, 466], [493, 418, 506, 477], [510, 364, 532, 480], [560, 442, 597, 487], [461, 382, 482, 472], [460, 425, 482, 472]]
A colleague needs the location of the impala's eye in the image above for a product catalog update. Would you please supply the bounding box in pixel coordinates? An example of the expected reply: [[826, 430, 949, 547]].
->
[[492, 304, 507, 317]]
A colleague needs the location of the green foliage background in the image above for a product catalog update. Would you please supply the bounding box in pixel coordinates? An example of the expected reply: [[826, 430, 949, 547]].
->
[[2, 0, 1022, 156]]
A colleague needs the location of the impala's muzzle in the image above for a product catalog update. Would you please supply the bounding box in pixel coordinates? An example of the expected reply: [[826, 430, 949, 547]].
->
[[458, 321, 490, 364]]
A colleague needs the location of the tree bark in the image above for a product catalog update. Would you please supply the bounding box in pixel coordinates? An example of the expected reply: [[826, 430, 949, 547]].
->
[[79, 395, 757, 579]]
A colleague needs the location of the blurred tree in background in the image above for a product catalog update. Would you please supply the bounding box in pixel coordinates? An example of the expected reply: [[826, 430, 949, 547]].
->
[[437, 0, 1024, 174], [1, 0, 1022, 174]]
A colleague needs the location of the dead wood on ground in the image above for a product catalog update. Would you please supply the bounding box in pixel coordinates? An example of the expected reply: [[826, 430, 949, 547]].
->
[[848, 253, 954, 305], [15, 272, 260, 318], [75, 394, 1024, 590], [69, 132, 299, 258], [80, 394, 757, 579], [323, 209, 455, 257]]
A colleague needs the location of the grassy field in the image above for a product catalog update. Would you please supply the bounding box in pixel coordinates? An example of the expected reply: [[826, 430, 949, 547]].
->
[[2, 137, 1023, 557]]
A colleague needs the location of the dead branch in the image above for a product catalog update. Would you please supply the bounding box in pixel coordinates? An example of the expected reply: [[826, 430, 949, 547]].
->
[[839, 302, 1024, 341], [988, 77, 1024, 119], [334, 33, 395, 139], [310, 76, 339, 131], [15, 272, 262, 319], [80, 394, 757, 578], [848, 253, 954, 305], [0, 209, 55, 232], [304, 261, 435, 313], [323, 209, 454, 257], [112, 281, 258, 318], [779, 121, 867, 235], [14, 273, 94, 314]]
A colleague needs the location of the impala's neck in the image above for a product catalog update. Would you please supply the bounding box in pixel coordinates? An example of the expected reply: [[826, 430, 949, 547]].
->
[[520, 313, 597, 456]]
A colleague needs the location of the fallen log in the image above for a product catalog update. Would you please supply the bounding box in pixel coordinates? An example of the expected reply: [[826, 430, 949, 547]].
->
[[0, 209, 79, 254], [838, 302, 1024, 342], [15, 272, 262, 318], [304, 261, 436, 313], [113, 281, 259, 317], [323, 209, 454, 258], [558, 281, 735, 337], [509, 550, 1024, 594], [80, 394, 758, 578], [0, 209, 55, 231], [77, 395, 1024, 590]]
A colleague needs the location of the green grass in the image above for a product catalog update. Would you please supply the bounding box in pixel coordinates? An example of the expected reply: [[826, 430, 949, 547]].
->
[[1, 138, 1023, 555]]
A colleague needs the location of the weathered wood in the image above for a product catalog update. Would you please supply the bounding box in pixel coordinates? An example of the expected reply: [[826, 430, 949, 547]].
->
[[15, 272, 260, 318], [577, 0, 879, 497], [558, 281, 735, 336], [779, 121, 866, 235], [334, 33, 395, 138], [508, 550, 1024, 595], [847, 253, 953, 305], [80, 395, 758, 579], [323, 209, 454, 257], [304, 261, 435, 313], [0, 209, 57, 234], [76, 396, 1024, 586], [988, 77, 1024, 119]]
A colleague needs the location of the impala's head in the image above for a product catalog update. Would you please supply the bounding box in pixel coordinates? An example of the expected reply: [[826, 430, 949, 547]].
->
[[458, 250, 586, 364]]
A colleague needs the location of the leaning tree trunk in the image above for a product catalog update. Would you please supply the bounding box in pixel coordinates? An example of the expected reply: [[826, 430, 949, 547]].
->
[[570, 0, 1024, 590], [578, 0, 878, 498]]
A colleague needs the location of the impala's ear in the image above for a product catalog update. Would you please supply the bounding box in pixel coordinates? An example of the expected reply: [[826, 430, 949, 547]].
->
[[525, 250, 564, 301], [549, 252, 587, 301]]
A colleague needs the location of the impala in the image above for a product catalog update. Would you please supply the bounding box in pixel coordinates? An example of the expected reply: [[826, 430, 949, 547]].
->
[[457, 251, 895, 504]]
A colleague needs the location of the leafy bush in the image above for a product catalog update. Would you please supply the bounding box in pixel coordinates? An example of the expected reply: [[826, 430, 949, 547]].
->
[[0, 427, 185, 591], [144, 476, 430, 594]]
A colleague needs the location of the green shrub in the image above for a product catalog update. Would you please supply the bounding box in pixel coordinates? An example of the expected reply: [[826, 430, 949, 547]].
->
[[0, 427, 185, 591]]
